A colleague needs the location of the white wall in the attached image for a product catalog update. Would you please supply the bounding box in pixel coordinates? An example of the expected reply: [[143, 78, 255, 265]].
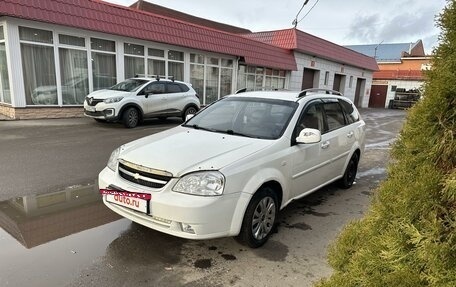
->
[[290, 52, 374, 107]]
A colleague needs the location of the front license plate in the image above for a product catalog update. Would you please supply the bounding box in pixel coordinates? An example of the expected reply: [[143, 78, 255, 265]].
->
[[101, 189, 151, 213], [85, 106, 95, 112]]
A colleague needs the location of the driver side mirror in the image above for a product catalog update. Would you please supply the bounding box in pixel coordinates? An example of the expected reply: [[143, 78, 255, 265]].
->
[[296, 128, 321, 144]]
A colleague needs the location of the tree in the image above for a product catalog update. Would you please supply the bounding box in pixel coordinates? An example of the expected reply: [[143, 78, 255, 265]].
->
[[318, 1, 456, 286]]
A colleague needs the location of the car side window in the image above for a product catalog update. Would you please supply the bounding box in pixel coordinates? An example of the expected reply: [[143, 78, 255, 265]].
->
[[167, 83, 182, 93], [142, 82, 165, 95], [338, 99, 359, 124], [178, 83, 190, 92], [322, 101, 346, 131], [295, 102, 325, 137]]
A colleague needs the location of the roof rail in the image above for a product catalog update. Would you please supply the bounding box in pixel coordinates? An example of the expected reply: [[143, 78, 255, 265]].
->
[[235, 88, 247, 94], [298, 88, 342, 98]]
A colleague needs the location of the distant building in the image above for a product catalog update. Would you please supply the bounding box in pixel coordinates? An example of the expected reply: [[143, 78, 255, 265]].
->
[[0, 0, 377, 119], [346, 40, 430, 108]]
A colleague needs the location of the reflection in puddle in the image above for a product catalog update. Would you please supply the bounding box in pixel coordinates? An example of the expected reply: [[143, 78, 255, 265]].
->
[[0, 184, 121, 248], [0, 185, 130, 287]]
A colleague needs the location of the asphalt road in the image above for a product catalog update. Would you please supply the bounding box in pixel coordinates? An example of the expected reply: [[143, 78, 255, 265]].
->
[[0, 109, 406, 287]]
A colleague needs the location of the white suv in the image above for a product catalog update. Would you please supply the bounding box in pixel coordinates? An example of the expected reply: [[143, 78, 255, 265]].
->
[[99, 89, 366, 247], [84, 78, 200, 128]]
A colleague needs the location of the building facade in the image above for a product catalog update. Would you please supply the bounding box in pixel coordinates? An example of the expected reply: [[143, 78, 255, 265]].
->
[[0, 0, 377, 119]]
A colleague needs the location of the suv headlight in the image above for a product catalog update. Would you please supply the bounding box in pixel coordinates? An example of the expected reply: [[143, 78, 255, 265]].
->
[[173, 171, 225, 196], [107, 145, 124, 171], [104, 96, 123, 104]]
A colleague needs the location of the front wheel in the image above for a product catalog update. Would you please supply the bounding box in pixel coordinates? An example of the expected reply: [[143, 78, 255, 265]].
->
[[236, 187, 278, 248], [339, 153, 359, 189], [122, 107, 140, 128]]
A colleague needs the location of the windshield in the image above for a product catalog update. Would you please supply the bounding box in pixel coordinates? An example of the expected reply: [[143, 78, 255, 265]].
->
[[109, 79, 149, 92], [184, 97, 298, 139]]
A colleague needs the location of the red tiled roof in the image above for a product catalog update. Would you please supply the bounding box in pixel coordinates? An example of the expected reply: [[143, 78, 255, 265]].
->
[[373, 70, 424, 80], [130, 0, 252, 34], [243, 29, 378, 71], [0, 0, 296, 70]]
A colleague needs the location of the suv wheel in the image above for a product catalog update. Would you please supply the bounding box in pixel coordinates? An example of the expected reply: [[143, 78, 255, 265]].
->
[[236, 187, 278, 248], [182, 106, 197, 121], [339, 153, 359, 189], [122, 107, 140, 128]]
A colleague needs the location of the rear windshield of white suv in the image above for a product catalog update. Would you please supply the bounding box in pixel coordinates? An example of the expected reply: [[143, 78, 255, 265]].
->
[[184, 97, 298, 139], [109, 79, 148, 92]]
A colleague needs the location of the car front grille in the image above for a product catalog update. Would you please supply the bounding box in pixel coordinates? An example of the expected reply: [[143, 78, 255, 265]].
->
[[85, 97, 104, 106], [118, 159, 173, 189], [84, 110, 104, 117]]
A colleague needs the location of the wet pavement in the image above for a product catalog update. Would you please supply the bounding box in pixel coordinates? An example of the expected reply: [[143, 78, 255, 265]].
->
[[0, 109, 407, 287]]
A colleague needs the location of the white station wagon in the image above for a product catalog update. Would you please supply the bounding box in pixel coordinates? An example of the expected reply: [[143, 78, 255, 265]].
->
[[99, 89, 366, 247]]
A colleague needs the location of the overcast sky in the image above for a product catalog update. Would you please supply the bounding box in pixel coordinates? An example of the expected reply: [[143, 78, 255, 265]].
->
[[105, 0, 446, 54]]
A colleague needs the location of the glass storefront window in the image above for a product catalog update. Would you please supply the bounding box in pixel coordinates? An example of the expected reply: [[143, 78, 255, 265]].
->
[[59, 48, 88, 105], [92, 52, 116, 91], [19, 27, 53, 44], [59, 34, 85, 47], [168, 61, 184, 81], [205, 66, 219, 104], [147, 59, 165, 78], [124, 43, 144, 56], [148, 48, 164, 58], [221, 59, 233, 67], [220, 68, 232, 97], [125, 56, 145, 79], [20, 27, 58, 106], [168, 50, 184, 61], [91, 38, 115, 52], [0, 26, 11, 104], [207, 57, 219, 65], [190, 64, 204, 104], [190, 53, 204, 64]]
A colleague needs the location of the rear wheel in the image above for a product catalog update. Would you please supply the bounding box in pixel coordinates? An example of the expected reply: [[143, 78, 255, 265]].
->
[[122, 107, 140, 128], [339, 153, 359, 189], [236, 187, 278, 248], [182, 106, 198, 121]]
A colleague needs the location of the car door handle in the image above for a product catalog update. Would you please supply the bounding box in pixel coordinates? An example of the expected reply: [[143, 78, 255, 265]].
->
[[347, 131, 354, 138], [321, 141, 330, 149]]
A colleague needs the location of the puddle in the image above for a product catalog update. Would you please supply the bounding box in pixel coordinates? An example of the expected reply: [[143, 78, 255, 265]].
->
[[357, 167, 386, 178], [0, 185, 128, 287]]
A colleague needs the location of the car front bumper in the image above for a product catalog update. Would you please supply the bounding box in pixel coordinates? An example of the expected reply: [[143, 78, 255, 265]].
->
[[99, 167, 250, 240], [84, 101, 119, 120]]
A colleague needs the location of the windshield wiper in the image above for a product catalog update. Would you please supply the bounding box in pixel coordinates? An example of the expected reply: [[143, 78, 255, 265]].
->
[[183, 124, 216, 132], [225, 129, 255, 138]]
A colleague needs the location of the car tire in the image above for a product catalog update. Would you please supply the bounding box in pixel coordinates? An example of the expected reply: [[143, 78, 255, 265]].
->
[[182, 106, 198, 121], [339, 153, 359, 189], [122, 107, 140, 128], [236, 187, 278, 248]]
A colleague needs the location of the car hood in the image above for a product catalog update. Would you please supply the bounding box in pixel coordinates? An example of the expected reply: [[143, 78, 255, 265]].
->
[[119, 126, 273, 177], [88, 89, 132, 99]]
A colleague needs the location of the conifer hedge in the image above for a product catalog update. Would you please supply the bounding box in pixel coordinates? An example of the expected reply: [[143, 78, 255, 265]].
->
[[318, 1, 456, 286]]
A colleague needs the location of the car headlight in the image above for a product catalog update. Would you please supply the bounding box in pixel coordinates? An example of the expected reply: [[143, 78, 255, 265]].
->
[[173, 171, 225, 196], [107, 145, 124, 171], [104, 96, 123, 104]]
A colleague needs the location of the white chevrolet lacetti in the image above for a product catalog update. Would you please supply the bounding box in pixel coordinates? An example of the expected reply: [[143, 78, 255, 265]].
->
[[99, 89, 366, 248]]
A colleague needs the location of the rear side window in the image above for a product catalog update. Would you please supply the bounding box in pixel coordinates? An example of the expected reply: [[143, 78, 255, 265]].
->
[[167, 83, 182, 93], [178, 83, 190, 92], [323, 102, 345, 131], [338, 99, 359, 124], [143, 82, 165, 94]]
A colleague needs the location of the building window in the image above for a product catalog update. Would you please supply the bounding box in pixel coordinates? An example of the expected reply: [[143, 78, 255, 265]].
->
[[19, 27, 57, 105], [59, 34, 88, 105], [190, 53, 204, 102], [349, 76, 353, 88], [168, 50, 184, 80], [0, 26, 11, 104], [91, 37, 116, 91], [324, 71, 330, 85], [147, 48, 166, 78], [190, 54, 234, 105], [238, 65, 286, 91], [391, 85, 397, 92], [124, 43, 145, 79]]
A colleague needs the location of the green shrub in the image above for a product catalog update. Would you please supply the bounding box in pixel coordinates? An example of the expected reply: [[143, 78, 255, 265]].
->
[[318, 1, 456, 286]]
